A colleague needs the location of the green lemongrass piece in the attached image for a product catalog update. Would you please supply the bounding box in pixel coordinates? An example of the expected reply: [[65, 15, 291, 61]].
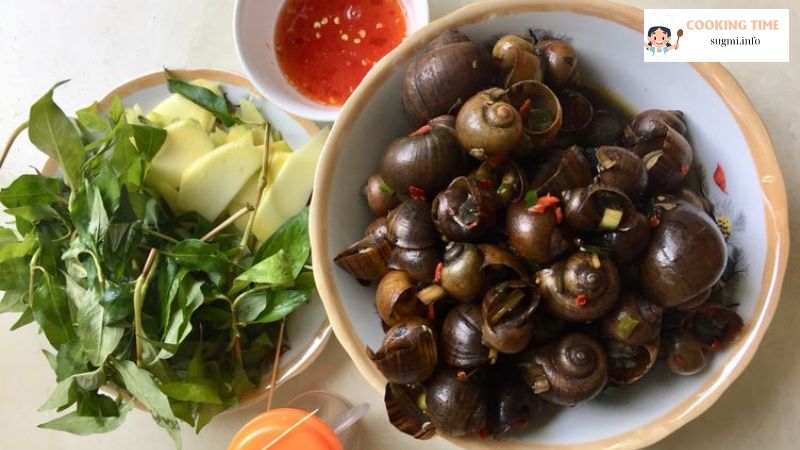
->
[[525, 190, 538, 208], [378, 179, 394, 195], [615, 313, 641, 339], [599, 208, 624, 230]]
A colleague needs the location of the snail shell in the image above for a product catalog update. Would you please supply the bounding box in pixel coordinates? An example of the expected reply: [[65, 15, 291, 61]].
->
[[368, 317, 438, 385], [519, 333, 608, 406], [537, 251, 621, 322]]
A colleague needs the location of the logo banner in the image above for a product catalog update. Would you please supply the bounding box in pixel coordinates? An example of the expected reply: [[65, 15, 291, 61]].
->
[[643, 9, 789, 62]]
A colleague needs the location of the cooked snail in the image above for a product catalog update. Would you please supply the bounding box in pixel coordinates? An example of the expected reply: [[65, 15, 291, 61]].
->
[[368, 317, 438, 384], [481, 280, 540, 354], [441, 303, 490, 368], [456, 88, 523, 160], [403, 30, 492, 125], [537, 251, 620, 322], [379, 116, 469, 199], [641, 200, 726, 308], [432, 176, 498, 242], [519, 333, 608, 405], [425, 366, 488, 436]]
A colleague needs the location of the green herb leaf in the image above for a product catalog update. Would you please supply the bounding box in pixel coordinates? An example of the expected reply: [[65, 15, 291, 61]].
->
[[253, 207, 310, 279], [112, 360, 182, 448], [76, 102, 111, 133], [38, 398, 132, 436], [0, 257, 30, 291], [131, 124, 167, 162], [64, 274, 123, 367], [168, 239, 229, 283], [108, 96, 125, 124], [165, 73, 240, 127], [236, 289, 313, 324], [76, 391, 119, 417], [158, 280, 204, 360], [160, 381, 223, 405], [0, 174, 62, 208], [10, 306, 34, 330], [28, 81, 86, 190], [39, 377, 76, 412], [0, 290, 26, 314], [235, 250, 293, 288], [30, 271, 76, 348], [0, 231, 36, 264]]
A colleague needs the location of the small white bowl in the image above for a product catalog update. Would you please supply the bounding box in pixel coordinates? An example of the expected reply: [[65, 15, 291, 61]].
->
[[233, 0, 429, 122]]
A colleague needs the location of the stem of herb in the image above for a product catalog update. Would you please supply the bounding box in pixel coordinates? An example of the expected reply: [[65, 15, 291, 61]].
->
[[134, 248, 159, 366], [143, 228, 179, 244], [266, 318, 286, 412], [235, 123, 272, 263], [28, 247, 41, 302], [200, 205, 253, 243], [0, 120, 29, 170]]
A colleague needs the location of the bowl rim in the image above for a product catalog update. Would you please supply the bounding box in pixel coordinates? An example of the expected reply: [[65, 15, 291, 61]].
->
[[232, 0, 432, 123], [309, 0, 790, 449], [41, 68, 332, 411]]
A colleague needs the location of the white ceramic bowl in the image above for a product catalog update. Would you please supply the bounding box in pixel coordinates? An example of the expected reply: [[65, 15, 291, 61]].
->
[[233, 0, 430, 122], [310, 1, 789, 449]]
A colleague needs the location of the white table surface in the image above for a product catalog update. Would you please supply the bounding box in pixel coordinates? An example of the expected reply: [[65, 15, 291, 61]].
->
[[0, 0, 797, 449]]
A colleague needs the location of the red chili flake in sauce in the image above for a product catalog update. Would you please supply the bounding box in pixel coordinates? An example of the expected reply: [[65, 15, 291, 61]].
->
[[518, 98, 533, 119], [680, 166, 690, 175], [575, 294, 588, 307], [713, 163, 728, 194], [710, 340, 722, 351], [488, 154, 508, 169], [554, 206, 564, 224], [409, 185, 426, 200], [409, 123, 431, 137], [529, 193, 560, 214], [433, 262, 443, 284], [478, 178, 494, 189], [649, 216, 661, 228], [427, 303, 436, 322], [275, 0, 407, 106]]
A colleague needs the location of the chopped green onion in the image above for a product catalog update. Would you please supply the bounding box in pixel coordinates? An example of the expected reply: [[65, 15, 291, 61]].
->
[[379, 180, 394, 195], [599, 208, 624, 230], [525, 190, 539, 208], [615, 313, 640, 339]]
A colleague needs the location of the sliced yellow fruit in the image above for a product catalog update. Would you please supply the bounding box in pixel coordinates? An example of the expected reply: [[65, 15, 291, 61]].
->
[[153, 181, 181, 213], [147, 118, 215, 190], [177, 135, 261, 222], [227, 141, 293, 231], [209, 127, 228, 147], [146, 79, 221, 130], [124, 104, 144, 124], [252, 127, 330, 241], [240, 98, 266, 125]]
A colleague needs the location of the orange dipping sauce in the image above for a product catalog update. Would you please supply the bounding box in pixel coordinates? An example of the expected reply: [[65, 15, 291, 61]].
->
[[228, 408, 342, 450], [275, 0, 407, 106]]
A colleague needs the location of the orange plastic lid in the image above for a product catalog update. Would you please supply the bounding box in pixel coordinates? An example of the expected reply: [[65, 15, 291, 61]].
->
[[228, 408, 343, 450]]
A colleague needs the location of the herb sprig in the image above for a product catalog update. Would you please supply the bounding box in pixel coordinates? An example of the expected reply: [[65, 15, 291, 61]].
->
[[0, 81, 313, 447]]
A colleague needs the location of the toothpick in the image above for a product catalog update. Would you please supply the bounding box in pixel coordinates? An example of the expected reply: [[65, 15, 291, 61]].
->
[[200, 204, 254, 242], [260, 408, 319, 450], [266, 318, 286, 412]]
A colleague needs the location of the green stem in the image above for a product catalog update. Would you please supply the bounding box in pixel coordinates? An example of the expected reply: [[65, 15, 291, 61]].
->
[[28, 247, 41, 303], [143, 228, 179, 244], [134, 248, 159, 367], [234, 123, 271, 263]]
